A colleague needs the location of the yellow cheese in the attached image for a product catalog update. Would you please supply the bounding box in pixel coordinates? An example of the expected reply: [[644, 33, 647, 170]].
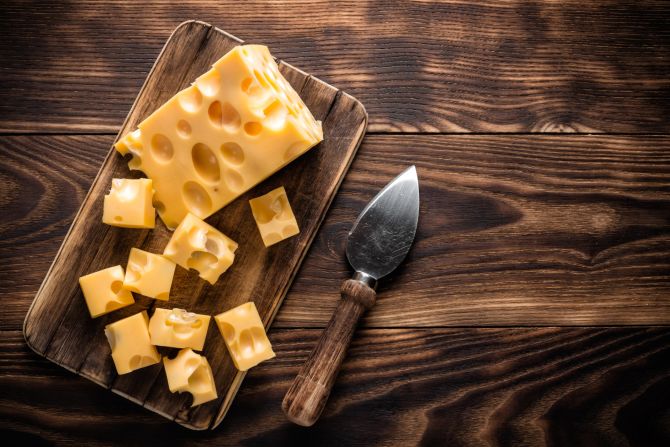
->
[[123, 248, 176, 301], [149, 308, 210, 351], [163, 348, 218, 406], [78, 265, 135, 318], [102, 178, 155, 228], [163, 213, 237, 284], [105, 311, 161, 375], [114, 44, 323, 229], [249, 186, 300, 247], [214, 302, 275, 371]]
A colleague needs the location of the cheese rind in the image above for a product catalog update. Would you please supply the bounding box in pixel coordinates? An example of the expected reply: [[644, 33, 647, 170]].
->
[[114, 44, 323, 229], [163, 213, 237, 284], [249, 186, 300, 247], [214, 302, 275, 371], [103, 178, 155, 228], [123, 248, 176, 301], [78, 265, 135, 318], [163, 349, 218, 406], [105, 311, 161, 375], [149, 308, 211, 350]]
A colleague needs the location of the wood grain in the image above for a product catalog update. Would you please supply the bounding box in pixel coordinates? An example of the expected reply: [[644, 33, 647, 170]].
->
[[2, 328, 669, 446], [20, 21, 367, 430], [3, 134, 669, 331], [1, 1, 669, 133]]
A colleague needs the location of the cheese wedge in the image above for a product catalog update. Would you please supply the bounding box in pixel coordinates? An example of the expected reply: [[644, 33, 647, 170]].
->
[[149, 308, 210, 351], [105, 311, 161, 375], [163, 213, 238, 284], [214, 302, 275, 371], [163, 349, 218, 406], [249, 186, 299, 247], [102, 178, 155, 228], [114, 45, 323, 228]]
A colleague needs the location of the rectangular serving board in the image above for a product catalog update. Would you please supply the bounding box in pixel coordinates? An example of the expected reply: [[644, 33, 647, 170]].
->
[[23, 20, 367, 430]]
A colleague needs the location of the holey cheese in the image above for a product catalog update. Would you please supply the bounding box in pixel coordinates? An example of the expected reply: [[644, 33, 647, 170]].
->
[[163, 349, 217, 407], [149, 308, 210, 351], [115, 45, 323, 229], [164, 213, 238, 284]]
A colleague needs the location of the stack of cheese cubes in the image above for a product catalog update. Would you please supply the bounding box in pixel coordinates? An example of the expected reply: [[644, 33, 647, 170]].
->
[[78, 44, 322, 407]]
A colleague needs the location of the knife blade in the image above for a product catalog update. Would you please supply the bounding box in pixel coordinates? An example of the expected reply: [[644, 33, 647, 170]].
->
[[347, 165, 420, 287], [282, 166, 420, 426]]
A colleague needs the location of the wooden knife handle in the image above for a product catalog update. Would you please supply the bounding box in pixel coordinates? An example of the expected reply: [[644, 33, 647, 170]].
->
[[282, 278, 376, 426]]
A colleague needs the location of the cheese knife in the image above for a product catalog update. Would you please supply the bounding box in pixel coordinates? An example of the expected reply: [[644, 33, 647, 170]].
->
[[282, 165, 420, 426]]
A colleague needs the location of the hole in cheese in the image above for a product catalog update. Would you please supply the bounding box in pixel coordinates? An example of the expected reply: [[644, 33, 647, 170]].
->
[[241, 77, 253, 93], [205, 236, 220, 255], [114, 215, 123, 222], [263, 100, 287, 131], [188, 364, 212, 393], [208, 101, 241, 133], [150, 134, 174, 162], [110, 280, 123, 295], [177, 119, 192, 138], [253, 69, 269, 89], [186, 251, 218, 272], [244, 122, 262, 136], [224, 169, 244, 192], [178, 86, 203, 113], [191, 143, 220, 183], [182, 181, 212, 216], [219, 322, 235, 344], [125, 265, 141, 283], [239, 328, 259, 358], [153, 199, 166, 215], [221, 142, 245, 165]]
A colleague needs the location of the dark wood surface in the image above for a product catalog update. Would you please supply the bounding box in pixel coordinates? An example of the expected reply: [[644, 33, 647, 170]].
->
[[1, 1, 669, 445], [21, 21, 367, 430]]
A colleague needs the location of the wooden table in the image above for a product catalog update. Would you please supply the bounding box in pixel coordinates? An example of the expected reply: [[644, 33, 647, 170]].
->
[[1, 2, 669, 445]]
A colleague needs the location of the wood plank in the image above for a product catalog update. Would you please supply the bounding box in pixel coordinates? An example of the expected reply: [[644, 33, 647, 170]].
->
[[4, 134, 670, 331], [281, 134, 670, 327], [2, 328, 669, 445], [1, 1, 670, 133], [21, 22, 367, 430]]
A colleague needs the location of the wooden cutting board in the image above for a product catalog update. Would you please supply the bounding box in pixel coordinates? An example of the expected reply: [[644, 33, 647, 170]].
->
[[23, 20, 367, 430]]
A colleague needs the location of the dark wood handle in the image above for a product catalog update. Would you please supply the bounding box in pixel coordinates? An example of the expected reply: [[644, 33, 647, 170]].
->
[[282, 278, 376, 426]]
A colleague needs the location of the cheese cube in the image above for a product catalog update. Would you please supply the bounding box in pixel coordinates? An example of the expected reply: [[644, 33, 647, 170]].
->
[[163, 213, 237, 284], [102, 178, 155, 228], [114, 44, 323, 229], [149, 308, 210, 351], [249, 186, 300, 247], [78, 265, 135, 318], [214, 302, 275, 371], [123, 248, 176, 300], [105, 311, 161, 375], [163, 349, 218, 406]]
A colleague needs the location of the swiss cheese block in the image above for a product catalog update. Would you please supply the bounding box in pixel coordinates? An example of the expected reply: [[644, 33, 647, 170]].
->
[[78, 265, 135, 318], [163, 348, 218, 406], [149, 308, 211, 351], [102, 178, 155, 228], [105, 311, 161, 375], [114, 44, 323, 229], [249, 186, 300, 247], [163, 213, 237, 284], [214, 302, 275, 371], [123, 248, 176, 300]]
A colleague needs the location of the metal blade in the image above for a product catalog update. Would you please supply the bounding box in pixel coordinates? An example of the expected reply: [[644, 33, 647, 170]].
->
[[346, 166, 420, 280]]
